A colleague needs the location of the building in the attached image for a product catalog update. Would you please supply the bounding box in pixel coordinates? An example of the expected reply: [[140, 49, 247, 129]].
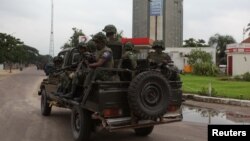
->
[[165, 47, 216, 71], [226, 37, 250, 76], [133, 0, 183, 47]]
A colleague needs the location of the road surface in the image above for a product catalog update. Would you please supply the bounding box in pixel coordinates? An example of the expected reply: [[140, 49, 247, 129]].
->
[[0, 67, 207, 141]]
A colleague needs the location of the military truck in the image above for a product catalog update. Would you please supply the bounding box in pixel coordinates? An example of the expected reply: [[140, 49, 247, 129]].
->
[[38, 47, 183, 141]]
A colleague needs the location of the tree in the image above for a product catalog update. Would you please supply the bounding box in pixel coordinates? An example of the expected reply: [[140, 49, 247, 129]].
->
[[245, 23, 250, 37], [62, 27, 85, 49], [0, 32, 46, 71], [116, 30, 124, 40], [183, 38, 209, 47], [208, 34, 236, 65]]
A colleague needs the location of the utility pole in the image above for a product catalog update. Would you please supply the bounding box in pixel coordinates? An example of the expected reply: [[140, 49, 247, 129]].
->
[[49, 0, 54, 58]]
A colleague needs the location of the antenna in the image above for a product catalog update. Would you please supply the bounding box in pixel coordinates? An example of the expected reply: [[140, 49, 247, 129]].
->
[[49, 0, 54, 57]]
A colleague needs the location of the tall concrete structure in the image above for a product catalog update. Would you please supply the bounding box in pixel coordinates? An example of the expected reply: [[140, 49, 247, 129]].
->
[[133, 0, 183, 47]]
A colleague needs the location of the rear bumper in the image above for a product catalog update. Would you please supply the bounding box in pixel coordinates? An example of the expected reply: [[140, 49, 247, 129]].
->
[[104, 113, 183, 131]]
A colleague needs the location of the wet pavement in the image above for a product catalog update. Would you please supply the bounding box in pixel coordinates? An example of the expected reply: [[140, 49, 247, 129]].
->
[[183, 104, 250, 125]]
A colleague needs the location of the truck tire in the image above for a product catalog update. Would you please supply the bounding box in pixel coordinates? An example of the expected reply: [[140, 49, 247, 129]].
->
[[41, 89, 52, 116], [71, 106, 92, 141], [128, 71, 171, 119], [134, 126, 154, 136]]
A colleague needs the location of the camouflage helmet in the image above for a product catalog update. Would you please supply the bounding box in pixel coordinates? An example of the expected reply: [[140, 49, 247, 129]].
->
[[78, 42, 87, 49], [87, 40, 97, 52], [152, 40, 165, 50], [102, 24, 117, 33], [124, 42, 134, 51], [92, 32, 107, 43]]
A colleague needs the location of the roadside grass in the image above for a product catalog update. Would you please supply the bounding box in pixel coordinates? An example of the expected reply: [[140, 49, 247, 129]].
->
[[181, 74, 250, 100]]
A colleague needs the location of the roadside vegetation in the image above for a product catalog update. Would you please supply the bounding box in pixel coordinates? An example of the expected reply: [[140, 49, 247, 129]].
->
[[181, 74, 250, 100]]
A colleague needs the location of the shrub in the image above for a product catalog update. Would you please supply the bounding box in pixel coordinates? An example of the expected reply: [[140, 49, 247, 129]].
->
[[187, 49, 219, 76], [198, 87, 218, 97], [242, 72, 250, 82], [193, 62, 219, 76], [233, 75, 242, 81]]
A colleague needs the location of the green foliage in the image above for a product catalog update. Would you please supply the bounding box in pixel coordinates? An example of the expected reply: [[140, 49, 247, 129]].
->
[[187, 49, 218, 76], [233, 75, 242, 81], [242, 72, 250, 81], [208, 34, 236, 64], [0, 32, 44, 64], [193, 62, 219, 76], [183, 38, 209, 47], [116, 30, 123, 40], [187, 49, 212, 65], [62, 27, 85, 49], [198, 87, 218, 97]]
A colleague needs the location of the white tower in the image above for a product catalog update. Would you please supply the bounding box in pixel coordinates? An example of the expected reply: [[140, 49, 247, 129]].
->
[[49, 0, 54, 57]]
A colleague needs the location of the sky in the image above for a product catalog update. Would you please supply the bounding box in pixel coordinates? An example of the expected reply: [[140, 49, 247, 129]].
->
[[0, 0, 249, 55]]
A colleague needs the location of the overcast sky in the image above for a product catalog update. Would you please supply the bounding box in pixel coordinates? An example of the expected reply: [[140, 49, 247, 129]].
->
[[0, 0, 249, 55]]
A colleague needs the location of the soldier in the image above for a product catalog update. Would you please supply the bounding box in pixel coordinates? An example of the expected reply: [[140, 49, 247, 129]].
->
[[147, 40, 180, 81], [102, 24, 117, 42], [63, 42, 90, 99], [48, 56, 63, 84], [102, 24, 122, 68], [121, 42, 137, 70], [87, 39, 97, 54], [53, 56, 63, 70], [147, 40, 172, 66], [88, 32, 114, 81]]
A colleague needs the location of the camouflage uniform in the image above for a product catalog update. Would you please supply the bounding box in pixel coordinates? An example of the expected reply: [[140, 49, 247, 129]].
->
[[48, 56, 63, 84], [63, 42, 92, 98], [88, 32, 114, 81], [122, 42, 137, 70], [103, 25, 122, 68], [147, 40, 172, 64], [147, 40, 180, 81]]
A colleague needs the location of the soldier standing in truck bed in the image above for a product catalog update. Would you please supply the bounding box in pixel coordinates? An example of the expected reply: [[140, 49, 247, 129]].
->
[[102, 24, 122, 68]]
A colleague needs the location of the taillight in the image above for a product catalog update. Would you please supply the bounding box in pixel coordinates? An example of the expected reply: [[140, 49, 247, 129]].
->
[[103, 108, 123, 118], [167, 105, 178, 112]]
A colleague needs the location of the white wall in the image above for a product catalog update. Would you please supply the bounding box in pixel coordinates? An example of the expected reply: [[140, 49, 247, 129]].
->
[[232, 54, 250, 76], [0, 64, 3, 70], [164, 47, 216, 70]]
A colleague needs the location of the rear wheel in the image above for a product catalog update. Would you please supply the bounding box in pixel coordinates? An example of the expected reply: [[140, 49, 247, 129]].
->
[[134, 126, 154, 136], [41, 89, 52, 116], [71, 106, 92, 141]]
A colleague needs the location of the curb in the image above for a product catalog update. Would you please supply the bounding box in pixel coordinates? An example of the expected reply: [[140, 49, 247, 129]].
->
[[183, 94, 250, 107]]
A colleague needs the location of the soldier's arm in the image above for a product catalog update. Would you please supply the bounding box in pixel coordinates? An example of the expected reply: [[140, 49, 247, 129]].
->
[[122, 52, 129, 59], [89, 51, 111, 68]]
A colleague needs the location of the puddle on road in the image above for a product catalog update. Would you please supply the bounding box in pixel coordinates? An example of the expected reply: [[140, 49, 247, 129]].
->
[[182, 105, 250, 124]]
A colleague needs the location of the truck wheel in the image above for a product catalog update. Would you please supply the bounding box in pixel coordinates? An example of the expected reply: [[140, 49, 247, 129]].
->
[[41, 89, 52, 116], [71, 106, 92, 141], [128, 71, 171, 119], [134, 126, 154, 136]]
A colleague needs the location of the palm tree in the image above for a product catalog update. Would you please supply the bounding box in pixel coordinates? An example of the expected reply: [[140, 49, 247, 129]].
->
[[208, 34, 236, 65], [246, 23, 250, 36]]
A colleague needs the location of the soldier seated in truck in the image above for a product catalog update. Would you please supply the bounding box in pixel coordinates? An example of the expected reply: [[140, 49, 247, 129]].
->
[[87, 32, 114, 81], [147, 40, 180, 81]]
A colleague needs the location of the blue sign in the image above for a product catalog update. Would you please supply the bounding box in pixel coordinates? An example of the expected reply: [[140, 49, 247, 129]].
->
[[150, 0, 163, 16]]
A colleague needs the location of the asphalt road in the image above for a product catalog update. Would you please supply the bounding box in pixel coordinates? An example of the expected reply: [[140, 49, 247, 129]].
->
[[0, 67, 207, 141]]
